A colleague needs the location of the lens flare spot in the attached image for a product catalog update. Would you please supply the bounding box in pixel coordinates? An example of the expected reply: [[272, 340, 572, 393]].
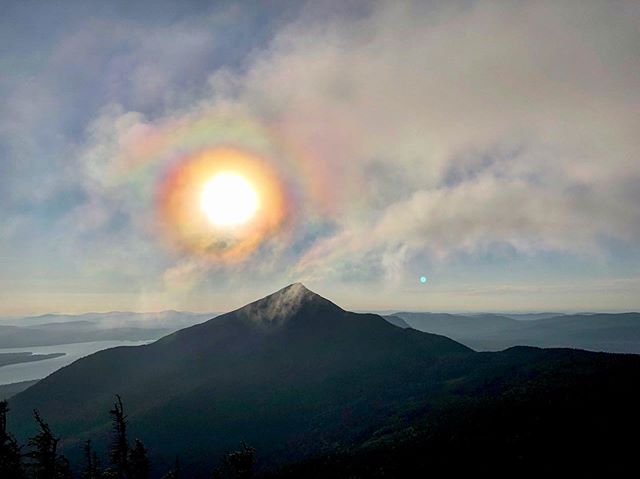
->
[[420, 276, 427, 284], [201, 172, 259, 226]]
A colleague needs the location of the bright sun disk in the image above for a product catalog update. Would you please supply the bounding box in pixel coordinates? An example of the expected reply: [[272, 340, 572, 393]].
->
[[201, 172, 259, 226]]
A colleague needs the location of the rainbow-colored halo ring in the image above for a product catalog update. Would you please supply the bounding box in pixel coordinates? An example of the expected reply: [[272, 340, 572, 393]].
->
[[157, 147, 287, 261]]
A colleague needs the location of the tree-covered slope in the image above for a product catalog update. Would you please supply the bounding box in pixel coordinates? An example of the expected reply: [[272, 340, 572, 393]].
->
[[268, 346, 640, 477], [9, 284, 471, 475]]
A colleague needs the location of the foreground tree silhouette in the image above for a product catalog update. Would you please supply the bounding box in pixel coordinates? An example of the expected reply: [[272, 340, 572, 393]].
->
[[128, 439, 150, 479], [0, 400, 24, 477], [81, 439, 103, 479], [104, 395, 151, 479], [108, 395, 129, 479], [213, 443, 256, 479], [26, 410, 72, 479], [56, 456, 73, 479]]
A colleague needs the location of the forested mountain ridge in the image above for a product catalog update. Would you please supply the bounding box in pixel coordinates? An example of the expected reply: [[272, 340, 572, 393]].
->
[[8, 284, 470, 474], [6, 285, 640, 477]]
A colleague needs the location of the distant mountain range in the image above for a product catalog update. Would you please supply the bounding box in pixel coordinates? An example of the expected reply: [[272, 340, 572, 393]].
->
[[3, 310, 217, 328], [393, 311, 640, 353], [4, 308, 638, 354], [7, 284, 640, 477], [0, 311, 215, 348]]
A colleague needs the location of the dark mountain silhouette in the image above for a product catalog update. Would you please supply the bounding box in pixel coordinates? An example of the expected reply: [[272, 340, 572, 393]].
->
[[6, 285, 640, 477], [8, 284, 470, 474], [0, 380, 38, 399], [269, 345, 640, 478], [395, 311, 640, 353]]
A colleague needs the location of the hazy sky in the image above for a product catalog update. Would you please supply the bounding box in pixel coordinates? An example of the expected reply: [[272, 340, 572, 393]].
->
[[1, 0, 639, 315]]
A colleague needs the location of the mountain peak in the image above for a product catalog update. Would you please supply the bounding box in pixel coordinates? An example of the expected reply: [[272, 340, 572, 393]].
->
[[235, 283, 341, 327], [265, 282, 319, 302], [280, 282, 309, 292]]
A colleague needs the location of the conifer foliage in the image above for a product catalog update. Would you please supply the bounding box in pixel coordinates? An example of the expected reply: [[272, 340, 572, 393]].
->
[[108, 395, 129, 479], [81, 440, 101, 479], [0, 395, 254, 478], [0, 400, 23, 478], [128, 439, 150, 479], [25, 410, 72, 479]]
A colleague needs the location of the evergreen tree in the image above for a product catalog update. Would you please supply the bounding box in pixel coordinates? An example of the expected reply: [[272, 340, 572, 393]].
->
[[26, 410, 70, 479], [82, 439, 103, 479], [128, 439, 150, 479], [0, 400, 24, 478], [56, 456, 73, 479], [109, 395, 129, 479]]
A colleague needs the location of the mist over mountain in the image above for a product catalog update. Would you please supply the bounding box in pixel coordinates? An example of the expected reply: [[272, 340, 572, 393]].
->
[[6, 285, 640, 477]]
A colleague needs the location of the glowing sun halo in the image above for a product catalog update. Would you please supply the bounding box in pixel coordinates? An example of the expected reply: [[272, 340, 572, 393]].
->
[[159, 147, 286, 261], [200, 172, 259, 226]]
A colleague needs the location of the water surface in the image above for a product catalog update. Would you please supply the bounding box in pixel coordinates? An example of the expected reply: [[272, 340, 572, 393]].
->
[[0, 340, 152, 385]]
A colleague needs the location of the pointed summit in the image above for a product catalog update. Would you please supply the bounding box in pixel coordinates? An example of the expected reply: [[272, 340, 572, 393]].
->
[[271, 282, 325, 303], [277, 282, 314, 296], [8, 282, 473, 471], [235, 283, 342, 327]]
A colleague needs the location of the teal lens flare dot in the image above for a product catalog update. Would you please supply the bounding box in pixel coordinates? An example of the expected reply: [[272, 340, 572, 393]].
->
[[420, 276, 427, 284]]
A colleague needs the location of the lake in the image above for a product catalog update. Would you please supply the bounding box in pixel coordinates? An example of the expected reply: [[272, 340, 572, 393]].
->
[[0, 340, 153, 385]]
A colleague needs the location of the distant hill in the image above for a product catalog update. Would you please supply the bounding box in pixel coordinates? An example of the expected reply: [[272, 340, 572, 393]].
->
[[395, 311, 640, 353], [496, 312, 566, 320], [382, 315, 411, 329], [393, 312, 517, 337], [0, 311, 215, 348], [7, 285, 640, 477]]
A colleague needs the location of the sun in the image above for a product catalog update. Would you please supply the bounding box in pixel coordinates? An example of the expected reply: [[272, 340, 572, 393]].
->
[[158, 147, 286, 260], [200, 172, 260, 227]]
